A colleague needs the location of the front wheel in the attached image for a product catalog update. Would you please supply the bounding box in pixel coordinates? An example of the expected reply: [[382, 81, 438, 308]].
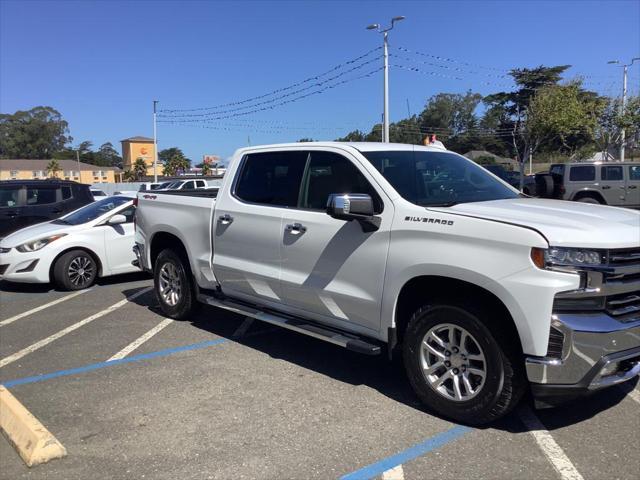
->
[[53, 250, 98, 291], [403, 302, 524, 425], [154, 249, 199, 319]]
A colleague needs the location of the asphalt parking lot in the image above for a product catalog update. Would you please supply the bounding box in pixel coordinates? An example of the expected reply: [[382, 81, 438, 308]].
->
[[0, 275, 638, 480]]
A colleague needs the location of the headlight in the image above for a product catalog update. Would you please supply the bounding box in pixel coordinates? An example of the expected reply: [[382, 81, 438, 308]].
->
[[16, 234, 67, 252], [546, 247, 603, 266]]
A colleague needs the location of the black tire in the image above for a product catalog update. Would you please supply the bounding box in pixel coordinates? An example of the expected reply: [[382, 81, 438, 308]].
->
[[52, 250, 98, 291], [534, 174, 554, 198], [576, 196, 601, 204], [403, 301, 525, 425], [153, 248, 199, 319]]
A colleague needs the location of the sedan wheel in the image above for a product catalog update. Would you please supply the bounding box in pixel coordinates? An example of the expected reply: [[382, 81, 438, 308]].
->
[[53, 250, 98, 291]]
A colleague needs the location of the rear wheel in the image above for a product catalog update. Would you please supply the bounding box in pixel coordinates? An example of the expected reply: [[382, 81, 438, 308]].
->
[[154, 248, 199, 319], [53, 250, 98, 291], [403, 301, 525, 425]]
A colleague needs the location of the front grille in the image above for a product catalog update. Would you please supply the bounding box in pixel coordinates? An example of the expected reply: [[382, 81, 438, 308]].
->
[[608, 248, 640, 265], [604, 248, 640, 321], [0, 264, 8, 275], [547, 326, 565, 358]]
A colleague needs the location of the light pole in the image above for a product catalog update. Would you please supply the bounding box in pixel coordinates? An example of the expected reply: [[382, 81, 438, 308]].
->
[[607, 58, 640, 161], [153, 100, 159, 183], [367, 16, 405, 143]]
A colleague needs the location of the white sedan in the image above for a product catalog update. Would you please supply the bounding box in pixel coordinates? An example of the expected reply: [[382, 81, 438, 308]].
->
[[0, 196, 139, 290]]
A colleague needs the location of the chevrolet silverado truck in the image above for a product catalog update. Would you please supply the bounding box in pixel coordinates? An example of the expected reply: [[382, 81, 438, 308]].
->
[[134, 142, 640, 425]]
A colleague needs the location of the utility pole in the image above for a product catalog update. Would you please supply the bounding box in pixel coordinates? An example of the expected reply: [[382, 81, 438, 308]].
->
[[76, 148, 81, 181], [367, 16, 405, 143], [608, 58, 639, 162], [529, 150, 532, 176], [153, 100, 159, 183]]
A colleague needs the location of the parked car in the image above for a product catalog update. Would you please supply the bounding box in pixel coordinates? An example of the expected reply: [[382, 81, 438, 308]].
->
[[0, 196, 139, 290], [138, 182, 163, 191], [536, 162, 640, 207], [90, 188, 108, 199], [156, 179, 209, 191], [0, 180, 94, 240], [483, 165, 536, 195], [113, 190, 138, 197], [134, 142, 640, 425]]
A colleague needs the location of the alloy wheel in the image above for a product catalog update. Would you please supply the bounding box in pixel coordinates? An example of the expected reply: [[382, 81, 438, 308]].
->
[[67, 255, 95, 287], [158, 262, 182, 307]]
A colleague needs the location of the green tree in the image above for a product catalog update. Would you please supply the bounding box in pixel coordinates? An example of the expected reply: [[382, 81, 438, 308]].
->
[[123, 170, 136, 182], [201, 162, 212, 176], [159, 147, 190, 176], [297, 138, 315, 142], [133, 157, 147, 181], [46, 159, 61, 178], [0, 107, 72, 158]]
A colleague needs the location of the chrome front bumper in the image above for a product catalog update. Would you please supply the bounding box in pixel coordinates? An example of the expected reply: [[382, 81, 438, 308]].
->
[[526, 312, 640, 399]]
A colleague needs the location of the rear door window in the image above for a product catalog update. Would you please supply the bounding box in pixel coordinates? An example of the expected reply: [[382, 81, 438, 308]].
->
[[0, 186, 22, 207], [26, 187, 57, 205], [600, 166, 623, 181], [62, 186, 72, 199], [235, 151, 308, 207], [569, 166, 595, 182], [629, 166, 640, 181]]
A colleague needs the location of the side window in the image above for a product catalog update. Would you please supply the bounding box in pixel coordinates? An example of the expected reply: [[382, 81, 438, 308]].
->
[[601, 166, 623, 181], [62, 186, 72, 200], [0, 187, 21, 207], [569, 166, 595, 182], [26, 187, 57, 205], [117, 206, 135, 223], [196, 180, 205, 188], [182, 181, 195, 189], [235, 151, 307, 207], [300, 151, 382, 213], [629, 166, 640, 181]]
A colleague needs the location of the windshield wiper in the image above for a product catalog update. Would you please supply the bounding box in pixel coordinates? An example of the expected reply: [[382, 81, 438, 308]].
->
[[52, 219, 70, 224]]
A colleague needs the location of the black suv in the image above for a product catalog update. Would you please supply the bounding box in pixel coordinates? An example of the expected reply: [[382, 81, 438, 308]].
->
[[0, 180, 94, 238]]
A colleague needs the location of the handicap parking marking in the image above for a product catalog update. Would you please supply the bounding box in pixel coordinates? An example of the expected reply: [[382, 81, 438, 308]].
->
[[107, 318, 174, 361], [0, 287, 152, 369], [0, 289, 90, 327], [2, 337, 229, 388], [339, 425, 471, 480], [518, 406, 584, 480]]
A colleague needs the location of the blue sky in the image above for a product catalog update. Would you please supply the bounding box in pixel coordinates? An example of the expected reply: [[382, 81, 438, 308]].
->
[[1, 0, 639, 163]]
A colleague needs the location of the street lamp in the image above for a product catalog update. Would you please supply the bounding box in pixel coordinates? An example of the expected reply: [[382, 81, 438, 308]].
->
[[607, 57, 640, 161], [367, 16, 405, 143]]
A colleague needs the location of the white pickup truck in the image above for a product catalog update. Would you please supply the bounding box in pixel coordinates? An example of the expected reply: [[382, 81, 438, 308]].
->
[[134, 142, 640, 425]]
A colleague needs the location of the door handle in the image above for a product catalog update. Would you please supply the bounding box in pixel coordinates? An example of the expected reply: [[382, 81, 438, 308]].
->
[[628, 185, 637, 189], [285, 222, 307, 234], [602, 185, 611, 190], [218, 213, 233, 224]]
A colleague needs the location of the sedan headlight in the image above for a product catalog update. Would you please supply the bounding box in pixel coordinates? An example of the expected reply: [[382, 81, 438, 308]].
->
[[16, 234, 67, 253]]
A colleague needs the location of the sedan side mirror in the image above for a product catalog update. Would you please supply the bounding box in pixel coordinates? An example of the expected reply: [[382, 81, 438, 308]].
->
[[107, 214, 127, 225], [326, 194, 380, 232]]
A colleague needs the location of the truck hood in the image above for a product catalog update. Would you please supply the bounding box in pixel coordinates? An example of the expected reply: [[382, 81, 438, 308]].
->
[[433, 198, 640, 249]]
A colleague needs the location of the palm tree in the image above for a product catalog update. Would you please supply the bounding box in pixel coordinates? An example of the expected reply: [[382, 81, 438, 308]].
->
[[201, 162, 212, 176], [133, 157, 147, 181], [123, 170, 136, 182], [46, 159, 61, 178]]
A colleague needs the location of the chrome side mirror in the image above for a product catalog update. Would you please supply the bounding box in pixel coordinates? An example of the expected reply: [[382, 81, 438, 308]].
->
[[326, 194, 379, 231]]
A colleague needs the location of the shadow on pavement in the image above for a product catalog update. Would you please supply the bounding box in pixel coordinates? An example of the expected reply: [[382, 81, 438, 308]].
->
[[0, 272, 150, 293], [123, 288, 636, 433]]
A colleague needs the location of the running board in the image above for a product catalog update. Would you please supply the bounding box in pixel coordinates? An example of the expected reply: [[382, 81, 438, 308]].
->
[[197, 293, 381, 355]]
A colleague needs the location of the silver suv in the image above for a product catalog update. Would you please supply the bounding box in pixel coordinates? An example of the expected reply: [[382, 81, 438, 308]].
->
[[536, 162, 640, 207]]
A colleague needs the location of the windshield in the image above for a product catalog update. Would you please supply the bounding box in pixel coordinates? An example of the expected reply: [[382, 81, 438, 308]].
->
[[53, 196, 130, 225], [362, 150, 519, 207]]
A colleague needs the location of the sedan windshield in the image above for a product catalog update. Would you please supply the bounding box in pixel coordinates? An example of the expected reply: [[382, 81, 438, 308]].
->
[[53, 196, 131, 225], [361, 150, 519, 207]]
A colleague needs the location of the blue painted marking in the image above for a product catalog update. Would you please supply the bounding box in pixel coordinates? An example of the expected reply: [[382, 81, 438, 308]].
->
[[3, 338, 228, 388], [339, 425, 472, 480]]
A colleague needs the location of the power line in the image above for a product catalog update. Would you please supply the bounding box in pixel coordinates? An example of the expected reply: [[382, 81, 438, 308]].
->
[[160, 46, 381, 113]]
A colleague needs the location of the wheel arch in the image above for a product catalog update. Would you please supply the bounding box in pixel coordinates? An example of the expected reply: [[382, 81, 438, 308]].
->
[[149, 231, 189, 270], [392, 275, 525, 357], [571, 189, 606, 204], [49, 246, 104, 282]]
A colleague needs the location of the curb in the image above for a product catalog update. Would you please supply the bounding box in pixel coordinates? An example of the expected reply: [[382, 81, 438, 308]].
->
[[0, 385, 67, 467]]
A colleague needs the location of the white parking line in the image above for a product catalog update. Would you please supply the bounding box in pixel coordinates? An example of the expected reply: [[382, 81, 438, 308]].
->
[[0, 287, 152, 369], [0, 290, 90, 327], [382, 464, 405, 480], [518, 406, 584, 480], [107, 318, 173, 361]]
